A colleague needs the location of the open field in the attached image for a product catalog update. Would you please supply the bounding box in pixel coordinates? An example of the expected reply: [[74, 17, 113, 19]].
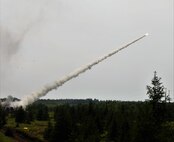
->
[[6, 118, 47, 141]]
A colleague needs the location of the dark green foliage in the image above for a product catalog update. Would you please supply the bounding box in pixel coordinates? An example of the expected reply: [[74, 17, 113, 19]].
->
[[43, 121, 53, 140], [0, 105, 6, 128], [15, 106, 26, 124], [5, 127, 13, 137], [1, 76, 174, 142], [25, 103, 49, 121], [34, 98, 99, 107], [146, 71, 167, 123], [25, 105, 34, 122], [146, 71, 165, 103], [1, 98, 174, 142], [36, 104, 49, 121], [50, 105, 72, 142], [42, 100, 174, 142]]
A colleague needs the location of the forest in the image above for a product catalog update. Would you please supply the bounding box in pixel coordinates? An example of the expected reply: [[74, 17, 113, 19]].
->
[[0, 72, 174, 142]]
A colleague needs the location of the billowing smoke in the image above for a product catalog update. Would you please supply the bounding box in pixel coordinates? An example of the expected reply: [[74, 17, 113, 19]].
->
[[0, 95, 20, 107], [10, 34, 148, 108]]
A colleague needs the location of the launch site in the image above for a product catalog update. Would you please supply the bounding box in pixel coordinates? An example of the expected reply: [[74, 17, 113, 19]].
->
[[0, 0, 173, 142]]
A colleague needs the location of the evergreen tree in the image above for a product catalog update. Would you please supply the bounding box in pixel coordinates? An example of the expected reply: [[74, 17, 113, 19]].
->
[[146, 71, 165, 103], [146, 71, 166, 122], [145, 71, 167, 142], [44, 121, 53, 140], [0, 105, 6, 128], [51, 105, 72, 142], [15, 106, 26, 124], [36, 104, 49, 120]]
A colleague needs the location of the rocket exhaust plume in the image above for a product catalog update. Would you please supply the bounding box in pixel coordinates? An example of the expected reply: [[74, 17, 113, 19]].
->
[[10, 33, 148, 108]]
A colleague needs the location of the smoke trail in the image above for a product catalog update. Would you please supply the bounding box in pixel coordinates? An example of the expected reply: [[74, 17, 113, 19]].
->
[[10, 33, 148, 108]]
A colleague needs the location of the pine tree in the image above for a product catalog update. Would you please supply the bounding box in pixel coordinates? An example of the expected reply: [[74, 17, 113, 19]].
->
[[43, 121, 53, 140], [15, 106, 26, 124], [146, 71, 165, 103], [146, 71, 167, 142], [0, 105, 6, 128]]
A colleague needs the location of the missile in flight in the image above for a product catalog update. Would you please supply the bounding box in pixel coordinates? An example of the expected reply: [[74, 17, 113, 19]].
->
[[10, 33, 149, 108]]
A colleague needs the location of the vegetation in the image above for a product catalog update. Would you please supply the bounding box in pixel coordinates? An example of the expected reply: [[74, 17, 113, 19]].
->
[[0, 105, 6, 128], [0, 72, 174, 142], [0, 131, 15, 142]]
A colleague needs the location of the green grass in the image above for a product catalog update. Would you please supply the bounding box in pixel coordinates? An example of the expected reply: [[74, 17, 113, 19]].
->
[[16, 120, 48, 140], [6, 117, 16, 128], [4, 112, 55, 141], [0, 132, 14, 142], [6, 117, 48, 140]]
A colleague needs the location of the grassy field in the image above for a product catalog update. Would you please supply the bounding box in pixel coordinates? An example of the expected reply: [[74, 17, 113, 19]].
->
[[6, 117, 48, 141], [0, 131, 15, 142], [0, 111, 56, 142]]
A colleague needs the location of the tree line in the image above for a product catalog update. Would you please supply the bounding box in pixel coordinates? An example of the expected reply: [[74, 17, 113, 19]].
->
[[0, 71, 174, 142]]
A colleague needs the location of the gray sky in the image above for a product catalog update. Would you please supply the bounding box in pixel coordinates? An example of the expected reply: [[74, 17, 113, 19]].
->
[[0, 0, 173, 101]]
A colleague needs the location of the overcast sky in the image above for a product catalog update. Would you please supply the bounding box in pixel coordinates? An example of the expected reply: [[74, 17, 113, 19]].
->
[[0, 0, 173, 101]]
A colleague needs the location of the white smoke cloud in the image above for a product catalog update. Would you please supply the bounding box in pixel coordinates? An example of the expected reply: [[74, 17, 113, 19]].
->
[[10, 34, 147, 108]]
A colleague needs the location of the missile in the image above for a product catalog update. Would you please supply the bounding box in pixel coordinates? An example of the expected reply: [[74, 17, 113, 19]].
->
[[145, 33, 149, 36]]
